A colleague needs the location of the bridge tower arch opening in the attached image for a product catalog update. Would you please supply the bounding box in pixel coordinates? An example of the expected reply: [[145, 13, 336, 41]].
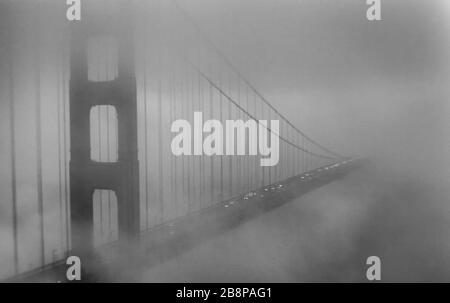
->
[[92, 189, 119, 247]]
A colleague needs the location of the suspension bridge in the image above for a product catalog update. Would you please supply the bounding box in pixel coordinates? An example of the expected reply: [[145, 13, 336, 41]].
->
[[0, 1, 361, 282]]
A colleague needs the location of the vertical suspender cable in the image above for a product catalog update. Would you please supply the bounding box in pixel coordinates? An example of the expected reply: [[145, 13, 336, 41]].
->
[[57, 24, 64, 255], [62, 23, 70, 253], [143, 25, 149, 229], [34, 7, 45, 266], [8, 7, 19, 274]]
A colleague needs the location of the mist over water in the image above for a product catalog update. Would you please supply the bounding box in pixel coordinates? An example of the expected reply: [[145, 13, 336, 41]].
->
[[0, 0, 449, 282], [137, 163, 450, 282]]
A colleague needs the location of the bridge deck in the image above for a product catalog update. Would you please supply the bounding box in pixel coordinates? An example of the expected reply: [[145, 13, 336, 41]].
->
[[7, 159, 361, 282]]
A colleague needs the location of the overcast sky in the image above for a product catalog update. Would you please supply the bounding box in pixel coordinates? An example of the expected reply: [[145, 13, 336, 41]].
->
[[172, 0, 450, 180]]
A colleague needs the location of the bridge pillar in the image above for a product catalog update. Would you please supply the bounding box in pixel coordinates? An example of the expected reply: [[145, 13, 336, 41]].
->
[[69, 9, 140, 256]]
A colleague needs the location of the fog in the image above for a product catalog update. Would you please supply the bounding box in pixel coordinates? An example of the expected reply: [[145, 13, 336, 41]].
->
[[183, 0, 449, 172], [137, 0, 450, 282], [0, 0, 449, 282]]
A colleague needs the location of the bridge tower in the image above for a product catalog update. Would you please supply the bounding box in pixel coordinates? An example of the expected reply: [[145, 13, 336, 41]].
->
[[69, 6, 140, 255]]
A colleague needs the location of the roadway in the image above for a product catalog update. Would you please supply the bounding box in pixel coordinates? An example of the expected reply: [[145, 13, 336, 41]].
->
[[139, 162, 450, 282]]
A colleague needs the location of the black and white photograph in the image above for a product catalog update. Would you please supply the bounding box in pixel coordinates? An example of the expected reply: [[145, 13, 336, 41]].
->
[[0, 0, 449, 290]]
